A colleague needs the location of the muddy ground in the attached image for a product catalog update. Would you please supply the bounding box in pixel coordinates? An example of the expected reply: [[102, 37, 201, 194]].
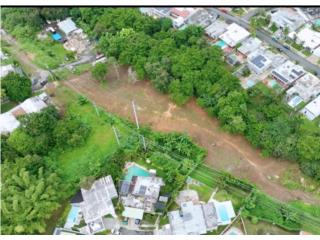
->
[[62, 66, 319, 204]]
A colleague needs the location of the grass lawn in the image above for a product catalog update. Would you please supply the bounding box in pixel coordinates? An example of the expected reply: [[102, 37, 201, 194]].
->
[[1, 101, 18, 113], [50, 86, 129, 184], [187, 183, 213, 202], [18, 36, 73, 69]]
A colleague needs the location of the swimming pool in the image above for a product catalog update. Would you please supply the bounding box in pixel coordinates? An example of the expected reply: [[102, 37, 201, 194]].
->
[[64, 205, 80, 228], [214, 40, 227, 49], [217, 205, 229, 222], [124, 165, 150, 181]]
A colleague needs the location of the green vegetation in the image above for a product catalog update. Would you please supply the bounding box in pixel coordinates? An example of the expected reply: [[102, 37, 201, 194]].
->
[[1, 101, 18, 113], [2, 73, 32, 102], [270, 23, 278, 33], [2, 8, 75, 69], [91, 62, 108, 83], [231, 8, 245, 16]]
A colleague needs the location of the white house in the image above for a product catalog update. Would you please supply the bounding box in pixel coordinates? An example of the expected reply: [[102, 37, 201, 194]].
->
[[300, 95, 320, 120], [270, 8, 305, 32], [247, 49, 272, 75], [219, 23, 250, 47], [293, 28, 320, 52]]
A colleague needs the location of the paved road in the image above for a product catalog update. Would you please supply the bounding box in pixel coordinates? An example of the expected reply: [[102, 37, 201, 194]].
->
[[209, 8, 320, 76]]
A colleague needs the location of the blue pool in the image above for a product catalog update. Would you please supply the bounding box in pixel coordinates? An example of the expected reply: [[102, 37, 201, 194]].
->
[[315, 19, 320, 26], [214, 40, 227, 49], [52, 33, 62, 41], [217, 205, 229, 222], [124, 165, 150, 181], [66, 205, 80, 225]]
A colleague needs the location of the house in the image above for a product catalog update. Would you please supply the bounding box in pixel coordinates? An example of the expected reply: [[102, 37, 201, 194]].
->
[[169, 8, 196, 28], [0, 95, 48, 134], [286, 73, 320, 102], [205, 20, 228, 39], [270, 8, 305, 32], [122, 207, 144, 220], [147, 8, 171, 18], [271, 60, 305, 88], [294, 28, 320, 52], [80, 176, 118, 224], [300, 7, 320, 21], [0, 112, 20, 134], [247, 49, 272, 75], [121, 176, 165, 214], [167, 201, 219, 235], [185, 8, 217, 29], [219, 23, 250, 47], [168, 201, 209, 235], [0, 64, 15, 78], [238, 37, 262, 56], [58, 18, 78, 36], [300, 95, 320, 120]]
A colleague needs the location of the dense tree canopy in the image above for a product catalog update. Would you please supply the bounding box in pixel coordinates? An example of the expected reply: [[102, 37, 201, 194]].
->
[[91, 62, 108, 83], [2, 73, 32, 102], [75, 8, 320, 181]]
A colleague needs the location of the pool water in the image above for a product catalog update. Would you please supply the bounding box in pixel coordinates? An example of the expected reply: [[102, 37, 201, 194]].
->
[[214, 40, 227, 49], [65, 205, 80, 228], [315, 19, 320, 26], [217, 205, 229, 222], [124, 165, 150, 181]]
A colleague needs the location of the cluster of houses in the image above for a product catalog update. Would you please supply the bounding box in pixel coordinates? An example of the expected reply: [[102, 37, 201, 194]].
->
[[54, 163, 237, 235], [140, 7, 320, 122]]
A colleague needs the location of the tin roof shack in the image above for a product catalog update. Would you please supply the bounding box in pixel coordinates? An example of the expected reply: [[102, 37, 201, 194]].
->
[[205, 20, 228, 39], [219, 23, 250, 47], [300, 95, 320, 120], [247, 49, 272, 75], [270, 8, 306, 32], [58, 18, 78, 36], [271, 60, 306, 88], [286, 73, 320, 102]]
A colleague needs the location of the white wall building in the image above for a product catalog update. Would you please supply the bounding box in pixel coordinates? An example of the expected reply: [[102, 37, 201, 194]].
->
[[300, 95, 320, 120], [247, 49, 272, 75], [286, 73, 320, 102], [271, 60, 306, 88], [219, 23, 250, 47], [0, 64, 15, 78], [270, 8, 305, 32], [295, 28, 320, 51], [58, 18, 78, 36]]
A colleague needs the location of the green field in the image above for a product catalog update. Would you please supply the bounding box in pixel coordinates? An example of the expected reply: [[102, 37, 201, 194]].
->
[[50, 86, 130, 184]]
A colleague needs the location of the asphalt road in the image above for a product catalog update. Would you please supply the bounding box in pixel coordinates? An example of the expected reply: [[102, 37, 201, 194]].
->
[[209, 8, 320, 76]]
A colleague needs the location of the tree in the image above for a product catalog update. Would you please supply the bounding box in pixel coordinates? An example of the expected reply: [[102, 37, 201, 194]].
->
[[2, 73, 31, 102], [92, 63, 108, 83], [1, 155, 65, 234]]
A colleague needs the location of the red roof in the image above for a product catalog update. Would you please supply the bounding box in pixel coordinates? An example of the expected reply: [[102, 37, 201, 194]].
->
[[170, 8, 190, 18]]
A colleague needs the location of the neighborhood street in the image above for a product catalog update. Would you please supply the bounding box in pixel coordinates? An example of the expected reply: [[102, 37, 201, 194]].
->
[[209, 8, 320, 76]]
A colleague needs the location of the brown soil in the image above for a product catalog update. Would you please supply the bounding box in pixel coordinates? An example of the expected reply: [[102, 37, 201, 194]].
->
[[62, 66, 319, 205]]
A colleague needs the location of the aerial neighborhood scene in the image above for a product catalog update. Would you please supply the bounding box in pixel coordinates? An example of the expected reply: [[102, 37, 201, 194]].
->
[[1, 5, 320, 237]]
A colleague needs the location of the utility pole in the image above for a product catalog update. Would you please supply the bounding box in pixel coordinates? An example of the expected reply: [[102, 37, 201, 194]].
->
[[131, 100, 147, 151], [112, 126, 120, 146], [92, 102, 100, 117]]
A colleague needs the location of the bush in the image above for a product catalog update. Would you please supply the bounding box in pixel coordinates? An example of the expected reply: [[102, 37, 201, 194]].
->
[[2, 73, 32, 102]]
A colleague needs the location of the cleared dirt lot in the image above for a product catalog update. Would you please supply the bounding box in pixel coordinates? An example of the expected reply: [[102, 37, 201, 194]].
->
[[63, 66, 318, 204]]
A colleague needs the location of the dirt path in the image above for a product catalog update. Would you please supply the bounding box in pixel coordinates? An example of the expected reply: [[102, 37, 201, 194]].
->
[[62, 68, 319, 205]]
